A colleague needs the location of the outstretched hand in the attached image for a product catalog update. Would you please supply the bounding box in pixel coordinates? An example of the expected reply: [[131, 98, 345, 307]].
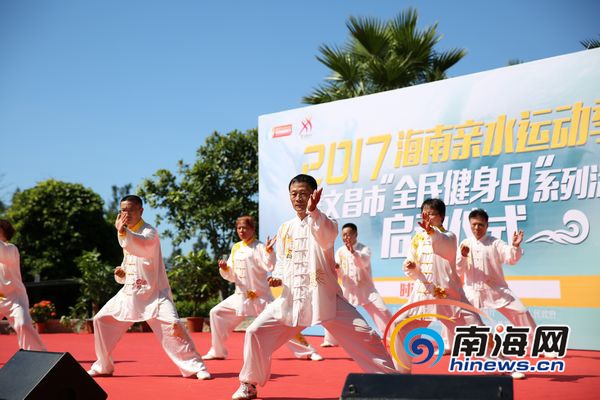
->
[[218, 259, 228, 270], [307, 187, 323, 212], [345, 242, 354, 253], [460, 244, 470, 257], [512, 230, 524, 247], [417, 211, 432, 232], [265, 236, 277, 253], [115, 212, 127, 234], [403, 260, 416, 270], [268, 276, 282, 287], [114, 266, 125, 278]]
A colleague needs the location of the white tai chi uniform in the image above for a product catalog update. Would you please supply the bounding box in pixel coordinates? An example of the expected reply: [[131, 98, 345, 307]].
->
[[456, 235, 536, 336], [323, 243, 392, 346], [391, 227, 484, 373], [89, 219, 208, 377], [239, 209, 396, 386], [0, 240, 46, 351], [204, 238, 317, 359]]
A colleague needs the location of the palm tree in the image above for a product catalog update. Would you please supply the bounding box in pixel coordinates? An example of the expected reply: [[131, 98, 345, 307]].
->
[[581, 35, 600, 49], [303, 8, 466, 104]]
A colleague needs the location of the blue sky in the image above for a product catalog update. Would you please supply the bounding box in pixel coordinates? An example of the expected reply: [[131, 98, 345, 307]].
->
[[1, 0, 598, 254]]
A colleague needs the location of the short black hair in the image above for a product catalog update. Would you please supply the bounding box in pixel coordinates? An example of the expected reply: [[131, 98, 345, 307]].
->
[[288, 174, 318, 191], [421, 198, 446, 218], [342, 223, 357, 233], [468, 208, 489, 222], [120, 195, 143, 207], [0, 219, 16, 241]]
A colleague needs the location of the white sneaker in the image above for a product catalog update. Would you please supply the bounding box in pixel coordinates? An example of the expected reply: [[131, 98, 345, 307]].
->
[[196, 370, 212, 380], [511, 372, 526, 380], [310, 352, 324, 361], [87, 369, 113, 377], [320, 342, 337, 347], [232, 382, 257, 400], [202, 352, 225, 360]]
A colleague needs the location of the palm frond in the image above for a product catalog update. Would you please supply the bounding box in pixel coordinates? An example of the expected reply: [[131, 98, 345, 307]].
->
[[430, 48, 467, 75], [346, 15, 390, 60], [389, 7, 419, 38], [316, 44, 362, 86], [580, 36, 600, 49], [303, 7, 466, 102]]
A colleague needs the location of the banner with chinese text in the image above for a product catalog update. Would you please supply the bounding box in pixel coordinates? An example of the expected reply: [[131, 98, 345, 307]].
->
[[259, 49, 600, 349]]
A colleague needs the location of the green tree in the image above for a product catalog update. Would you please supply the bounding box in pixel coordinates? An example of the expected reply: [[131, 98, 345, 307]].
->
[[167, 250, 223, 316], [0, 173, 7, 214], [6, 179, 122, 280], [139, 129, 258, 259], [72, 250, 121, 317], [303, 8, 466, 104]]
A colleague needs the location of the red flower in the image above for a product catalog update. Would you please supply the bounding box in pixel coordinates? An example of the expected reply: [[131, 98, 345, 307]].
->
[[30, 300, 57, 323]]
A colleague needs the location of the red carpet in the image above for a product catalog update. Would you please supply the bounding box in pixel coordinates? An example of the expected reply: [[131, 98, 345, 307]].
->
[[1, 331, 598, 399]]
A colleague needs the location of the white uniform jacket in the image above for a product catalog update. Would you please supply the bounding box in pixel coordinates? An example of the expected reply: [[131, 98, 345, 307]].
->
[[335, 243, 380, 307], [404, 227, 471, 320], [456, 234, 523, 309], [0, 241, 29, 310], [268, 209, 342, 327], [219, 239, 276, 316], [102, 220, 172, 322]]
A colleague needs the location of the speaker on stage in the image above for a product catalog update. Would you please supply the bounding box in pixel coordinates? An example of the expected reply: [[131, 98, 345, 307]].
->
[[340, 373, 513, 399], [0, 350, 107, 400]]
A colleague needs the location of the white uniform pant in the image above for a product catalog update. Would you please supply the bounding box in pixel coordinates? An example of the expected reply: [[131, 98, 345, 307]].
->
[[90, 298, 207, 376], [440, 298, 538, 349], [323, 295, 392, 346], [0, 298, 46, 351], [239, 295, 397, 386], [206, 296, 316, 359], [391, 310, 483, 374], [496, 299, 537, 341]]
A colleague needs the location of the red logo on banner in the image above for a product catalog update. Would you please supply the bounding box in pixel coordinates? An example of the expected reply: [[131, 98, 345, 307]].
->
[[272, 124, 293, 138], [299, 117, 312, 136]]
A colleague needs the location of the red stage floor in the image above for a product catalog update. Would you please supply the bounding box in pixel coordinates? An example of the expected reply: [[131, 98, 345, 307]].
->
[[1, 331, 598, 399]]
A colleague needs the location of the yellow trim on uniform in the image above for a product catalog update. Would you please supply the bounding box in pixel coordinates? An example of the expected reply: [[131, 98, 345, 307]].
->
[[129, 219, 145, 232], [242, 237, 256, 246]]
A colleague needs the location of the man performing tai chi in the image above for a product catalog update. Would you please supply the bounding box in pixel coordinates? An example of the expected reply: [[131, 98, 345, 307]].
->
[[202, 215, 323, 362], [321, 222, 392, 347], [0, 219, 46, 351], [390, 199, 525, 379], [231, 174, 396, 400], [456, 208, 554, 357], [87, 195, 211, 380]]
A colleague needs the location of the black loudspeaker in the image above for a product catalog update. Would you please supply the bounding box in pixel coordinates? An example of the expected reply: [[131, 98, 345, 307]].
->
[[0, 350, 107, 400], [340, 373, 513, 400]]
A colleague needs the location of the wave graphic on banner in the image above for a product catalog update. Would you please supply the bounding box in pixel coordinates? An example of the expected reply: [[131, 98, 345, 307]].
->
[[526, 209, 589, 245]]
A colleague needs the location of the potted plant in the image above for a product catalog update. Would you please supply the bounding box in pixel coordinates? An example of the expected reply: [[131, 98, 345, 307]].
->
[[168, 249, 225, 332], [30, 300, 56, 333]]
